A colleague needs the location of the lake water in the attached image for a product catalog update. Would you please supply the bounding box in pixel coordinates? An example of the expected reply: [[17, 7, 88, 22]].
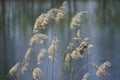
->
[[0, 0, 120, 80]]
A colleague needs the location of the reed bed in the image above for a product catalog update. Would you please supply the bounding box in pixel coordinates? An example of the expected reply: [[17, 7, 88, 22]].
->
[[7, 1, 111, 80]]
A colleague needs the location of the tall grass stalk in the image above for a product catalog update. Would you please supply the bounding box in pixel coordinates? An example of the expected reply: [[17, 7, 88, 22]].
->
[[45, 58, 49, 80], [73, 62, 91, 80]]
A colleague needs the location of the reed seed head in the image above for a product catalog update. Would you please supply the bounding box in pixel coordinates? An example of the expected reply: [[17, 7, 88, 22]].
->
[[71, 50, 78, 59], [55, 1, 67, 23], [67, 42, 74, 50], [70, 11, 88, 29], [48, 44, 57, 54], [37, 49, 47, 64], [29, 33, 48, 46], [84, 37, 89, 41], [76, 47, 84, 58], [93, 61, 111, 77], [52, 37, 58, 45], [73, 29, 81, 41], [42, 9, 56, 26], [48, 37, 58, 54], [70, 40, 89, 59], [33, 67, 41, 80], [9, 63, 19, 76], [33, 14, 46, 33], [21, 62, 28, 74], [33, 9, 59, 33], [48, 55, 56, 61], [82, 73, 90, 80], [65, 54, 71, 66], [24, 47, 33, 60], [80, 41, 88, 48], [77, 29, 81, 37], [88, 44, 94, 49], [96, 67, 107, 77]]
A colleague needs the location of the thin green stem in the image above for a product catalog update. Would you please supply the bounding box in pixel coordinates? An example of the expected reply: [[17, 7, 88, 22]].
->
[[51, 54, 55, 80], [73, 62, 91, 80], [85, 53, 89, 80], [59, 49, 68, 80], [30, 56, 36, 80], [28, 59, 31, 80], [87, 53, 89, 73], [69, 61, 75, 80], [16, 57, 26, 80], [60, 29, 71, 80], [46, 58, 49, 80], [53, 63, 63, 80]]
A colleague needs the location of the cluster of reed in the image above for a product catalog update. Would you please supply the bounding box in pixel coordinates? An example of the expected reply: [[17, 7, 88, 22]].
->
[[7, 1, 111, 80]]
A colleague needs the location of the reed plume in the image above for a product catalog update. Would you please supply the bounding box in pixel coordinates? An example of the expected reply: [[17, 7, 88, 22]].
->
[[82, 73, 89, 80], [55, 1, 67, 23], [29, 33, 48, 46], [21, 62, 28, 74], [73, 29, 81, 42], [70, 40, 88, 59], [9, 63, 19, 76], [32, 67, 41, 80], [7, 1, 112, 80], [96, 61, 111, 77], [33, 9, 59, 33], [67, 42, 74, 50], [37, 49, 47, 64], [70, 11, 88, 29], [65, 54, 71, 66], [48, 37, 58, 54], [24, 47, 33, 61]]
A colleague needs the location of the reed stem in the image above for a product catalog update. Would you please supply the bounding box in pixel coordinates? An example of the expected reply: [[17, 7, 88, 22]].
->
[[73, 62, 91, 80], [60, 29, 71, 80]]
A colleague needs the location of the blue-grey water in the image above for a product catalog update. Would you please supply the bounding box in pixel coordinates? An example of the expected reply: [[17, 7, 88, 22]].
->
[[0, 0, 120, 80]]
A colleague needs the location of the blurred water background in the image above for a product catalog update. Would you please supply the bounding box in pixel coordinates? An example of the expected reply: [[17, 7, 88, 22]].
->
[[0, 0, 120, 80]]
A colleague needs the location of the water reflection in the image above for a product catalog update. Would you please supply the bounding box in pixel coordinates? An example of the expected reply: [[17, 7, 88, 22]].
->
[[0, 0, 120, 80]]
